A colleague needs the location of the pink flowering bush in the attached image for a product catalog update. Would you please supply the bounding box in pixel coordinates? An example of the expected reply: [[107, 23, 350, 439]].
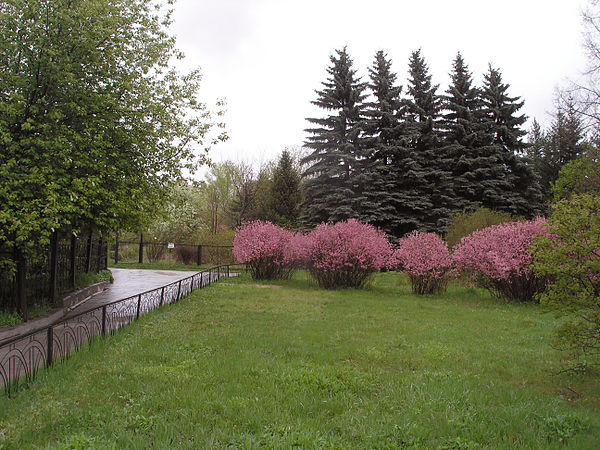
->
[[453, 218, 549, 302], [233, 221, 294, 280], [394, 232, 453, 295], [302, 219, 394, 289]]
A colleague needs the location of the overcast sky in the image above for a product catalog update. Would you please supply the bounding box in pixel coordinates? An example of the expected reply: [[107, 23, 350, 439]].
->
[[171, 0, 589, 170]]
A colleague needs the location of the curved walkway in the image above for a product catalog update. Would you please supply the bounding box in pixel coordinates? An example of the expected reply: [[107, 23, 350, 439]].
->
[[0, 268, 197, 344]]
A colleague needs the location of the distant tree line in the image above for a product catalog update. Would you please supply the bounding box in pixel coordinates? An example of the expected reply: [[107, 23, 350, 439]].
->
[[301, 47, 594, 240]]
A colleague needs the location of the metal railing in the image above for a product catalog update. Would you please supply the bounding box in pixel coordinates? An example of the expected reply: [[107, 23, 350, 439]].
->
[[0, 264, 244, 396]]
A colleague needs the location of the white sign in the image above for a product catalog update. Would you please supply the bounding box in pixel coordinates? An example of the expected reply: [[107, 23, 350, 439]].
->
[[167, 243, 175, 249]]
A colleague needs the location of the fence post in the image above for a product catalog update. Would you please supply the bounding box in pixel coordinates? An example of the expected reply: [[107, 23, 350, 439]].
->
[[159, 286, 165, 307], [47, 326, 54, 368], [197, 245, 202, 266], [138, 233, 144, 264], [136, 294, 141, 320], [70, 234, 77, 288], [86, 231, 93, 273], [15, 247, 27, 322], [114, 231, 119, 265], [49, 231, 59, 303], [101, 305, 107, 336], [176, 280, 182, 301]]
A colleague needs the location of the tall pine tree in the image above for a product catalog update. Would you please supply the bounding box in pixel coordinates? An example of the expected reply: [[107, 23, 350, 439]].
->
[[362, 50, 405, 237], [403, 49, 452, 233], [301, 47, 368, 228], [480, 65, 543, 217], [442, 53, 493, 214]]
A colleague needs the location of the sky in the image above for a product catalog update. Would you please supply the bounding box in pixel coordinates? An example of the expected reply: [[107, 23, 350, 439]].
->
[[171, 0, 590, 171]]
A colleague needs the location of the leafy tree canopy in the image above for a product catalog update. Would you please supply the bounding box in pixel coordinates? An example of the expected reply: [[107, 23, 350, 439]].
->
[[0, 0, 225, 257]]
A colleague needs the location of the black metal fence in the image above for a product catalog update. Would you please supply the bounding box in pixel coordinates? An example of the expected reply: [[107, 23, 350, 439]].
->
[[113, 237, 234, 266], [0, 264, 243, 396], [0, 232, 108, 321]]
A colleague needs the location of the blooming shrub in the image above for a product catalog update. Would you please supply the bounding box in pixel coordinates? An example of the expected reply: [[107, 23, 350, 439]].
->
[[233, 221, 293, 280], [453, 218, 549, 302], [302, 219, 394, 289], [394, 232, 453, 295]]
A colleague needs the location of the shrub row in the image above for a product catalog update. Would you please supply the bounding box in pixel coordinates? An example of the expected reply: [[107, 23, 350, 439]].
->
[[233, 218, 552, 300]]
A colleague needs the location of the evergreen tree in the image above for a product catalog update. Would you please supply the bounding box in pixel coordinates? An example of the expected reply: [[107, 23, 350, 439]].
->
[[442, 53, 493, 214], [301, 47, 368, 228], [403, 49, 452, 233], [480, 65, 543, 217], [526, 103, 586, 202], [362, 50, 405, 237], [267, 150, 303, 229]]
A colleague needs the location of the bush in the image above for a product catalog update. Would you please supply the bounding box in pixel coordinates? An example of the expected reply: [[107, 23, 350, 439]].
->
[[445, 207, 514, 249], [146, 242, 166, 262], [233, 221, 293, 280], [174, 246, 196, 265], [394, 232, 453, 295], [533, 194, 600, 369], [453, 218, 549, 302], [301, 219, 393, 289]]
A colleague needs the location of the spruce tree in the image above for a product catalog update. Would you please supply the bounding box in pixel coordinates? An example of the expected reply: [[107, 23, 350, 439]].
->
[[442, 53, 490, 214], [526, 104, 586, 202], [362, 50, 405, 237], [403, 49, 451, 232], [301, 47, 368, 228], [480, 65, 543, 217], [268, 150, 303, 229]]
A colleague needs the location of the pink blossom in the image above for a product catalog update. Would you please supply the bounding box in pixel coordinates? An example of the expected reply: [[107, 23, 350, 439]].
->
[[300, 219, 394, 289], [233, 221, 293, 279], [452, 218, 549, 301], [394, 231, 453, 295]]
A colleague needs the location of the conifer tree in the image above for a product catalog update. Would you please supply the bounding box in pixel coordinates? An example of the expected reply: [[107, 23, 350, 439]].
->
[[301, 47, 368, 228], [267, 150, 303, 229], [442, 53, 491, 214], [480, 65, 543, 217], [362, 50, 405, 237], [403, 49, 452, 232], [527, 103, 586, 202]]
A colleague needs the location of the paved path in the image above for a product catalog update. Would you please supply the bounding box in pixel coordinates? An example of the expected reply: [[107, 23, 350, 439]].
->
[[0, 268, 197, 343], [64, 268, 195, 317]]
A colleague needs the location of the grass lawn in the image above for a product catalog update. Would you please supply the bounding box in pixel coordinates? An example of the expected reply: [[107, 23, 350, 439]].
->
[[0, 273, 598, 448]]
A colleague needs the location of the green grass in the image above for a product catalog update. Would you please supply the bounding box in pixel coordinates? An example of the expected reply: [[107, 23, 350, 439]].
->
[[1, 273, 599, 448]]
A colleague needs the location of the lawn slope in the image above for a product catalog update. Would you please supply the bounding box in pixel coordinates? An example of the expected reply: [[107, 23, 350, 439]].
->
[[0, 273, 598, 448]]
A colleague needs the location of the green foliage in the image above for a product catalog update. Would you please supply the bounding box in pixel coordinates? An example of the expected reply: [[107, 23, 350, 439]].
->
[[445, 207, 514, 249], [552, 145, 600, 201], [202, 162, 238, 233], [266, 150, 302, 229], [147, 182, 208, 243], [0, 0, 225, 260], [533, 194, 600, 370]]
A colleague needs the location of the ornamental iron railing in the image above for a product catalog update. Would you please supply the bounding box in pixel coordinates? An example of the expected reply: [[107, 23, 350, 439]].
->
[[0, 232, 108, 321], [0, 264, 243, 397]]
